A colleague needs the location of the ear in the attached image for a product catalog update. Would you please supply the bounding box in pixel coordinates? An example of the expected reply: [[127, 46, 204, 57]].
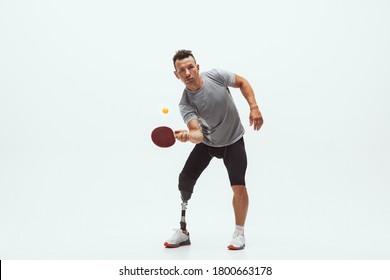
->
[[197, 64, 200, 71], [174, 71, 180, 79]]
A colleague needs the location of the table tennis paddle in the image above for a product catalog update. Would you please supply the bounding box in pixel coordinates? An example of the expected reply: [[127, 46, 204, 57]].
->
[[151, 126, 176, 148]]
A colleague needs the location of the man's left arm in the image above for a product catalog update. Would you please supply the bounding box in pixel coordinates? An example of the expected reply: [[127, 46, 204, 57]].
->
[[233, 74, 264, 131]]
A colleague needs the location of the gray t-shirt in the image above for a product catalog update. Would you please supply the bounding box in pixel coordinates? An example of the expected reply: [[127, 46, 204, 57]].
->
[[179, 68, 245, 147]]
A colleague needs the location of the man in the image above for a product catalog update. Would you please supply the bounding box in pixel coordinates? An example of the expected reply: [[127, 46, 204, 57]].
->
[[164, 50, 263, 250]]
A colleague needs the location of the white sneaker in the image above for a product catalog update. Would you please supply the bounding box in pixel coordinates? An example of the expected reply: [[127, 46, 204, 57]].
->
[[227, 232, 245, 250], [164, 229, 191, 248]]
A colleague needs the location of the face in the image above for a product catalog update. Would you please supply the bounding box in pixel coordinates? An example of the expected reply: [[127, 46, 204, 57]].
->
[[174, 56, 201, 88]]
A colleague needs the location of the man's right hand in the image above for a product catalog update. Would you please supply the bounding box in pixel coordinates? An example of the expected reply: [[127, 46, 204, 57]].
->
[[174, 130, 191, 142]]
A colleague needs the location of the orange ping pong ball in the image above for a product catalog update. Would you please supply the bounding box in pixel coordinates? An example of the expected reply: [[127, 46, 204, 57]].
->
[[162, 107, 169, 114]]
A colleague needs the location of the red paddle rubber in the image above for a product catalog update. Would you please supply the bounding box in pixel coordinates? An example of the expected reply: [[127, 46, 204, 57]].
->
[[151, 126, 175, 148]]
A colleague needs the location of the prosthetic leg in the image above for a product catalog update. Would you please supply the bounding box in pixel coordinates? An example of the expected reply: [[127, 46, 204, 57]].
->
[[164, 169, 198, 248], [163, 186, 193, 248], [180, 191, 191, 231], [164, 189, 192, 248], [178, 172, 196, 232]]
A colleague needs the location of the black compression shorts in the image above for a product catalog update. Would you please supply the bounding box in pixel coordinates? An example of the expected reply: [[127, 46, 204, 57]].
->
[[180, 137, 247, 189]]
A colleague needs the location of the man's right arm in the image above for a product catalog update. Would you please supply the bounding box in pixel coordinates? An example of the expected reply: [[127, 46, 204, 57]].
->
[[175, 119, 204, 144]]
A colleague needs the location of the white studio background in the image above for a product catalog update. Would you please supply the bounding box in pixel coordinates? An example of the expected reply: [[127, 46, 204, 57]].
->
[[1, 0, 389, 260]]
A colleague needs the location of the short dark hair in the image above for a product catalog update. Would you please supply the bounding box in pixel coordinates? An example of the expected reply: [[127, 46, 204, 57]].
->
[[173, 49, 196, 68]]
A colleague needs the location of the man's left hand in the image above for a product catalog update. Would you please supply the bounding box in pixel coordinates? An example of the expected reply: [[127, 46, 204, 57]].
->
[[249, 107, 263, 131]]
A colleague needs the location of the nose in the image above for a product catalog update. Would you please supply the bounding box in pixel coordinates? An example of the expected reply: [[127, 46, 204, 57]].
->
[[185, 68, 191, 76]]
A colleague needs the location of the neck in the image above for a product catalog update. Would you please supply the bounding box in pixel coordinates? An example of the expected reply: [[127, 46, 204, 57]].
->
[[186, 76, 203, 92]]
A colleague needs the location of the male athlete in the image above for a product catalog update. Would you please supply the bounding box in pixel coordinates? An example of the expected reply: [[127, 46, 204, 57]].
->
[[164, 50, 263, 250]]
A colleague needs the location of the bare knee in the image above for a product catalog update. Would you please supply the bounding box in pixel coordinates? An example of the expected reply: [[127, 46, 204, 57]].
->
[[232, 185, 247, 196]]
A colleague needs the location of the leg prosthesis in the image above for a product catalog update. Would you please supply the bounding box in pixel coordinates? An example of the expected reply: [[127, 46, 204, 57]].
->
[[178, 172, 196, 231], [180, 191, 191, 231]]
